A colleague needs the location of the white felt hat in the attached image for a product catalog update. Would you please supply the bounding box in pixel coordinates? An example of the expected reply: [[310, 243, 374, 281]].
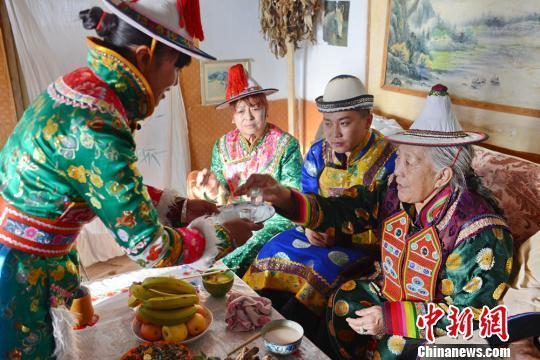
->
[[102, 0, 215, 60], [315, 75, 373, 112], [215, 64, 277, 110], [385, 84, 487, 146]]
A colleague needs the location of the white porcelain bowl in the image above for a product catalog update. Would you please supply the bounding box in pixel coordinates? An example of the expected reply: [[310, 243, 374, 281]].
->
[[261, 319, 304, 355]]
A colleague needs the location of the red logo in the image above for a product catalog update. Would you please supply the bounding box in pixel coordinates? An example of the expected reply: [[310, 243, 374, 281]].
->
[[417, 304, 509, 343], [479, 305, 509, 342], [416, 303, 444, 342], [446, 305, 474, 340]]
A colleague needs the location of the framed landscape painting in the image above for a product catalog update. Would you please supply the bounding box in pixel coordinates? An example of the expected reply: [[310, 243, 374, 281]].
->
[[381, 0, 540, 117], [199, 59, 251, 105]]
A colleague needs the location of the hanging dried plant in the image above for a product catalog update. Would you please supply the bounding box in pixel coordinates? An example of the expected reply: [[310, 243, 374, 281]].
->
[[260, 0, 319, 58]]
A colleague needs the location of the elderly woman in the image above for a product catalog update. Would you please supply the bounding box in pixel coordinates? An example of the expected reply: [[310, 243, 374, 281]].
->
[[243, 75, 396, 319], [237, 85, 513, 359], [189, 64, 302, 275]]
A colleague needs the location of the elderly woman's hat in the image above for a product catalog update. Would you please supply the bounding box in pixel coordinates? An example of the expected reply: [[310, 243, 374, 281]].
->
[[315, 75, 373, 112], [215, 64, 278, 110], [102, 0, 215, 60], [385, 84, 487, 146]]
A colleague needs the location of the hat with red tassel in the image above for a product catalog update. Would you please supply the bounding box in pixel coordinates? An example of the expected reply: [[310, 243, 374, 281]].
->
[[102, 0, 215, 60], [215, 64, 278, 110], [385, 84, 487, 146]]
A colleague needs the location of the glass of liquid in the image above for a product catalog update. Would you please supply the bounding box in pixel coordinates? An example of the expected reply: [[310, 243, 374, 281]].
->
[[239, 208, 253, 222]]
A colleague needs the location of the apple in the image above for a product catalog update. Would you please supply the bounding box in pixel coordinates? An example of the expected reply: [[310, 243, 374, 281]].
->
[[193, 304, 206, 317], [162, 323, 188, 342], [187, 313, 207, 337], [140, 323, 162, 341]]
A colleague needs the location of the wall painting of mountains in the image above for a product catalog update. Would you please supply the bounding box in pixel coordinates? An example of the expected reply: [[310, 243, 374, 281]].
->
[[382, 0, 540, 117]]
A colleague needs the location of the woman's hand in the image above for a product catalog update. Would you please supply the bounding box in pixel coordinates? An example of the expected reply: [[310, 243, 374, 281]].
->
[[305, 228, 335, 247], [185, 199, 218, 223], [222, 218, 263, 247], [188, 169, 225, 201], [345, 305, 385, 336], [235, 174, 291, 210]]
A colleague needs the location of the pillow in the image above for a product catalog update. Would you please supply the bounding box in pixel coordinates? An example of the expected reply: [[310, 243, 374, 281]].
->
[[472, 146, 540, 247], [371, 114, 404, 136], [501, 231, 540, 315]]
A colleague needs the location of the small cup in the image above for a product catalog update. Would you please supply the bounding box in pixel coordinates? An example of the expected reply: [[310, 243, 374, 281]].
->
[[249, 188, 263, 205], [239, 208, 253, 221]]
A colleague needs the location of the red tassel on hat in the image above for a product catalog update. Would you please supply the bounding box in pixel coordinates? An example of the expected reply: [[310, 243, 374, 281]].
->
[[177, 0, 204, 41], [226, 65, 248, 100]]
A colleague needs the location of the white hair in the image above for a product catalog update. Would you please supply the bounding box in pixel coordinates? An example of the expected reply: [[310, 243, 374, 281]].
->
[[428, 145, 474, 190], [427, 145, 502, 214]]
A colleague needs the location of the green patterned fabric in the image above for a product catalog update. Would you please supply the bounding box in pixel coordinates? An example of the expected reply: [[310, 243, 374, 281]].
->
[[0, 38, 230, 358], [286, 180, 513, 360]]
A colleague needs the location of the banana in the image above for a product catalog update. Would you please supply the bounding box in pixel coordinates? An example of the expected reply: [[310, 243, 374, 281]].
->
[[130, 283, 159, 301], [127, 295, 142, 308], [143, 294, 198, 310], [138, 305, 197, 326], [142, 276, 196, 295]]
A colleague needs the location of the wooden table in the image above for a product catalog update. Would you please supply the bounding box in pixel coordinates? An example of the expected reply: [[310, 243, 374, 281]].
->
[[78, 264, 330, 359]]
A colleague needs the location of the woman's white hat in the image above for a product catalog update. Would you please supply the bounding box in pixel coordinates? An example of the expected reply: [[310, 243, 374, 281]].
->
[[102, 0, 215, 60], [385, 84, 487, 146], [215, 64, 277, 110]]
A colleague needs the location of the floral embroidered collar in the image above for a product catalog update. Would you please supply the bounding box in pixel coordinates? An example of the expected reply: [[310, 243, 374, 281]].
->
[[86, 37, 155, 126], [238, 124, 271, 153]]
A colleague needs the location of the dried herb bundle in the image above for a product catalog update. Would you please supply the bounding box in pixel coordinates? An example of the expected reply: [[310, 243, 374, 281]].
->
[[260, 0, 319, 57]]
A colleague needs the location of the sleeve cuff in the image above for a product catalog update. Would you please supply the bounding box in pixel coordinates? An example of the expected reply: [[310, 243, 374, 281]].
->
[[287, 189, 320, 228], [383, 301, 427, 339]]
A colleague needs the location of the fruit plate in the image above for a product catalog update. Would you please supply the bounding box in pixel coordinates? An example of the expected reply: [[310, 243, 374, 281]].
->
[[216, 202, 275, 224], [120, 340, 191, 360], [132, 305, 213, 344]]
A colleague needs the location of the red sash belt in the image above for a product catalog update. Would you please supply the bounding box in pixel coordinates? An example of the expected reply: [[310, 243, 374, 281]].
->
[[0, 197, 92, 257]]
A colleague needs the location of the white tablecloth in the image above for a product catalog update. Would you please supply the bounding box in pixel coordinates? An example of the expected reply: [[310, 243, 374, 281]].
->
[[79, 264, 330, 359]]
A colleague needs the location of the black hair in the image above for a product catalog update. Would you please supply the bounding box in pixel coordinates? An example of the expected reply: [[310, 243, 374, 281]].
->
[[79, 7, 191, 68]]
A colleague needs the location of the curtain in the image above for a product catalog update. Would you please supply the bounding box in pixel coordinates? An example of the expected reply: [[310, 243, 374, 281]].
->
[[5, 0, 191, 266]]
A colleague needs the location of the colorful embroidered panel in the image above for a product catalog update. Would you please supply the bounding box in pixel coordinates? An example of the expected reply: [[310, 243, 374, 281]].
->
[[381, 210, 409, 301], [402, 226, 441, 301]]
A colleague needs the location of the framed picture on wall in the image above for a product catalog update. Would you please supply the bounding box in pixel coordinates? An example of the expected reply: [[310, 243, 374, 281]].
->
[[323, 1, 351, 47], [381, 0, 540, 117], [199, 59, 251, 106]]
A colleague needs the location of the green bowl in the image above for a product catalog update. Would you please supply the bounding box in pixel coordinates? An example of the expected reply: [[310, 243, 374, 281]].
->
[[202, 269, 234, 297]]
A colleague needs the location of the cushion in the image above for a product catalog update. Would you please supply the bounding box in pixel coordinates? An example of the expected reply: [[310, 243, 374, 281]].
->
[[501, 231, 540, 315], [472, 146, 540, 248]]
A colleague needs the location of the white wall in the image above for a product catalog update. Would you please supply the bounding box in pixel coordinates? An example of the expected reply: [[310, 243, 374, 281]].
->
[[200, 0, 369, 103], [200, 0, 287, 101], [295, 0, 369, 101]]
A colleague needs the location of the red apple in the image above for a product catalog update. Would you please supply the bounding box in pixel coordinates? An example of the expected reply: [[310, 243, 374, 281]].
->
[[140, 323, 162, 341]]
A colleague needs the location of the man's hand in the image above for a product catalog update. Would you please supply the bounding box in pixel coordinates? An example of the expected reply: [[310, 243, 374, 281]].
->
[[305, 228, 335, 247], [222, 218, 263, 247]]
